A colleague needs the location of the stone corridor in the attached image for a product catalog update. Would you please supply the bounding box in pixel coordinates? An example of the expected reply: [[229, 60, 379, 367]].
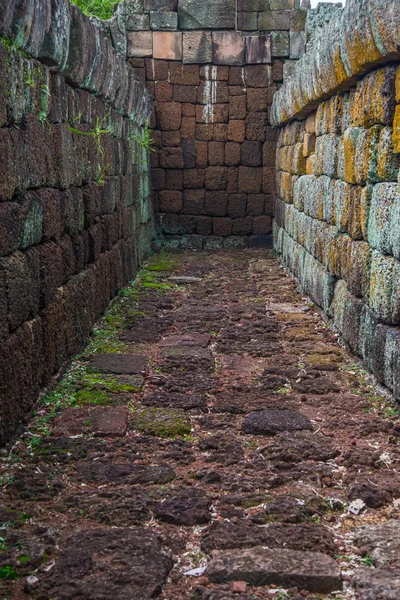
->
[[1, 250, 400, 600]]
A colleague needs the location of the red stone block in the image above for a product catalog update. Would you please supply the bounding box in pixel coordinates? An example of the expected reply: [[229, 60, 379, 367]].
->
[[127, 31, 153, 58], [232, 216, 253, 235], [229, 95, 247, 119], [263, 141, 276, 166], [159, 190, 183, 213], [247, 88, 268, 112], [196, 141, 208, 167], [245, 65, 272, 87], [197, 81, 229, 104], [205, 191, 228, 216], [272, 59, 283, 82], [153, 32, 183, 61], [225, 142, 241, 166], [183, 169, 205, 188], [229, 66, 246, 86], [162, 130, 181, 146], [183, 189, 205, 214], [213, 217, 232, 236], [228, 193, 246, 218], [214, 124, 229, 141], [242, 141, 262, 166], [246, 112, 266, 141], [159, 147, 184, 168], [205, 166, 228, 190], [200, 65, 230, 81], [182, 138, 196, 168], [196, 124, 214, 141], [174, 84, 197, 103], [253, 215, 272, 234], [247, 194, 265, 215], [196, 104, 229, 124], [227, 167, 239, 192], [182, 102, 196, 117], [208, 141, 225, 166], [181, 117, 196, 138], [155, 80, 173, 102], [145, 58, 169, 80], [156, 102, 182, 130], [197, 216, 213, 235], [228, 120, 246, 143], [263, 167, 276, 193], [179, 215, 197, 234], [166, 170, 183, 190], [169, 62, 200, 85], [239, 166, 262, 193]]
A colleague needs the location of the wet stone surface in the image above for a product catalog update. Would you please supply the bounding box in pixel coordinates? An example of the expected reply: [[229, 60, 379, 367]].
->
[[1, 250, 399, 600]]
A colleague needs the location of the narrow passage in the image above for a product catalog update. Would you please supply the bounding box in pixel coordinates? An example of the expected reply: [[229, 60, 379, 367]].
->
[[1, 250, 399, 600]]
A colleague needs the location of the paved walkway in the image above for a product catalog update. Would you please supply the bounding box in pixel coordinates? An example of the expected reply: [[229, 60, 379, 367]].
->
[[1, 251, 400, 600]]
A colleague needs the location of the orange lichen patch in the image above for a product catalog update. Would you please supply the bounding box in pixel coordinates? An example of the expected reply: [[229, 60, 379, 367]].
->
[[280, 172, 293, 203], [343, 127, 362, 184], [303, 133, 316, 157], [292, 142, 306, 175], [305, 112, 316, 135], [344, 19, 382, 78], [392, 104, 400, 153], [354, 125, 381, 185], [331, 44, 350, 89]]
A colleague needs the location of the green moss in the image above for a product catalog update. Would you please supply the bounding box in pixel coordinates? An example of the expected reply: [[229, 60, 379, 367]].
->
[[18, 556, 31, 565], [130, 406, 191, 439], [73, 389, 112, 407]]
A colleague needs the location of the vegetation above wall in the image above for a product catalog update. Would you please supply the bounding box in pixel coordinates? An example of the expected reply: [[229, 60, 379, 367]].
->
[[70, 0, 121, 20]]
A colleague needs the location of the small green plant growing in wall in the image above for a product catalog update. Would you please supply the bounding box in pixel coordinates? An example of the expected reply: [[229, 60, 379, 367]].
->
[[129, 122, 156, 166], [70, 0, 122, 20], [68, 115, 111, 184]]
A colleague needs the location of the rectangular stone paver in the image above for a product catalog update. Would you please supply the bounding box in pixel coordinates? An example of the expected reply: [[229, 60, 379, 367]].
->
[[205, 547, 342, 593], [88, 354, 149, 375], [160, 333, 211, 347]]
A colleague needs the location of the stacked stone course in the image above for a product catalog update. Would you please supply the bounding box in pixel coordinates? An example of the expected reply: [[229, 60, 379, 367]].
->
[[105, 0, 308, 248], [0, 0, 154, 444], [273, 0, 400, 400]]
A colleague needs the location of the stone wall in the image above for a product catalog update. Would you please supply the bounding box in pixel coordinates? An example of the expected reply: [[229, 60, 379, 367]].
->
[[272, 0, 400, 399], [0, 0, 154, 444], [107, 0, 308, 249]]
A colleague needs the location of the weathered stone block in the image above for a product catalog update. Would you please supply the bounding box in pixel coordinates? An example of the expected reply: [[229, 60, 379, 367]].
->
[[150, 11, 178, 30], [205, 191, 228, 216], [178, 0, 236, 30], [238, 12, 258, 31], [245, 34, 271, 64], [126, 14, 150, 30], [153, 31, 182, 60], [289, 31, 305, 59], [270, 31, 289, 57], [159, 190, 183, 213], [183, 31, 212, 64], [212, 32, 245, 66], [259, 10, 291, 30], [127, 31, 153, 57]]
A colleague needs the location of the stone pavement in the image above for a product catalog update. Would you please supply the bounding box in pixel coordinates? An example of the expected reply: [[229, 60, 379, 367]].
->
[[1, 250, 400, 600]]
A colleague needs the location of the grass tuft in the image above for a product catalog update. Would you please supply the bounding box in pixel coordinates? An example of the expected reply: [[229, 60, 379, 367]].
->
[[70, 0, 121, 20]]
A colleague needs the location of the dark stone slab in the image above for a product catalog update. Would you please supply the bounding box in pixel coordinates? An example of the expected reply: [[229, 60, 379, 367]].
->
[[155, 491, 211, 526], [87, 353, 148, 375], [76, 462, 175, 484], [201, 521, 336, 556], [52, 407, 129, 438], [205, 546, 342, 593], [39, 528, 173, 599], [160, 333, 211, 348], [262, 431, 339, 463], [242, 409, 313, 436]]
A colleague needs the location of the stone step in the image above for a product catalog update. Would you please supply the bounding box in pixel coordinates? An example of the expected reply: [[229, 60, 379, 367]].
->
[[205, 546, 342, 594]]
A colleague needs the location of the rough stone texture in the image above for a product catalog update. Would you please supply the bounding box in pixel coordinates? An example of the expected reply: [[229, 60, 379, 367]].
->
[[178, 0, 236, 30], [354, 521, 400, 568], [40, 528, 173, 599], [205, 547, 342, 593], [88, 354, 149, 375], [242, 409, 313, 435], [0, 13, 154, 444]]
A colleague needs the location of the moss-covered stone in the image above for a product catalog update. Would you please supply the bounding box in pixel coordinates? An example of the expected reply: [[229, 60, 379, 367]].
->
[[130, 406, 191, 438]]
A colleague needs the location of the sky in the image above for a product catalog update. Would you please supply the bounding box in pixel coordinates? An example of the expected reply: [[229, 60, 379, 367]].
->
[[310, 0, 345, 7]]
